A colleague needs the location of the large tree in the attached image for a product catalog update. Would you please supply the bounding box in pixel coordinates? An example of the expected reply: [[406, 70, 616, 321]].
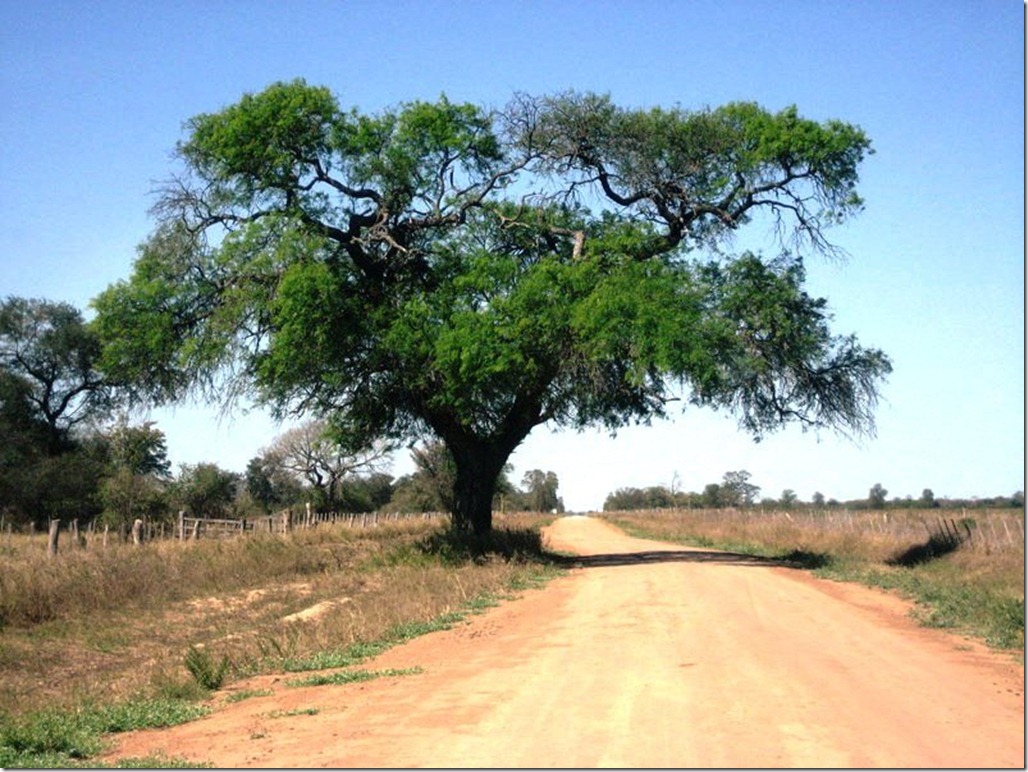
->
[[93, 81, 891, 537]]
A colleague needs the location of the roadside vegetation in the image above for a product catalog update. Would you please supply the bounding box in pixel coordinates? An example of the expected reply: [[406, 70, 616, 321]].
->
[[605, 507, 1024, 653], [0, 514, 559, 768]]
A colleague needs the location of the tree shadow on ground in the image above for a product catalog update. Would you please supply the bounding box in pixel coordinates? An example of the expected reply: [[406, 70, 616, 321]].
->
[[546, 548, 829, 570], [886, 534, 963, 568], [419, 526, 832, 572]]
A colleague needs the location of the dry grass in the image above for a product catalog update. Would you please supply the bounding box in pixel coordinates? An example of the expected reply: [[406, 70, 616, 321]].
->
[[606, 507, 1023, 561], [0, 513, 557, 719]]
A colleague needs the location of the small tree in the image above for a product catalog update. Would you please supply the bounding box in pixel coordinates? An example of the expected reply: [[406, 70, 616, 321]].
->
[[266, 419, 391, 509], [105, 418, 172, 478], [174, 463, 239, 518], [702, 483, 723, 509], [520, 469, 563, 513], [721, 470, 760, 507], [919, 488, 939, 509], [868, 483, 888, 509], [98, 418, 173, 530]]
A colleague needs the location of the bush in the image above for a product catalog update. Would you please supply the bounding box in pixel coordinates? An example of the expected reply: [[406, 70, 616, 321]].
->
[[184, 646, 231, 691]]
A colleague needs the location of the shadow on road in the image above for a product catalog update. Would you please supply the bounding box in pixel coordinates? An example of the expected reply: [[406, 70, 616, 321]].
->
[[548, 549, 801, 569]]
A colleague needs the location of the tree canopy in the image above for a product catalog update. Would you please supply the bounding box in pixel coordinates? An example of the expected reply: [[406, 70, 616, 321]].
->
[[1, 297, 109, 455], [93, 81, 891, 536]]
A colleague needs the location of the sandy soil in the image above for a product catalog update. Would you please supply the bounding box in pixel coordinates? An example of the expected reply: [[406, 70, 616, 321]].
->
[[103, 515, 1024, 768]]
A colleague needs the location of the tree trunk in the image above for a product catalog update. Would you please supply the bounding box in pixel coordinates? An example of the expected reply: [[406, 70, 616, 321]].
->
[[449, 443, 510, 538]]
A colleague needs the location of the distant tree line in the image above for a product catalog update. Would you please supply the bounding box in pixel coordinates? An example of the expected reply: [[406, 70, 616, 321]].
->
[[603, 471, 1024, 512]]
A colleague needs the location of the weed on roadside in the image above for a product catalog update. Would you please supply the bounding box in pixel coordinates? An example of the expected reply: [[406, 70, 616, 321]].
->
[[265, 707, 321, 718], [184, 645, 231, 691], [286, 667, 423, 688], [225, 688, 274, 704]]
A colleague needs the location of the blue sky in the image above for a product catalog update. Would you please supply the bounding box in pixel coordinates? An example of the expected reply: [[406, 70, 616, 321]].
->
[[1, 0, 1023, 510]]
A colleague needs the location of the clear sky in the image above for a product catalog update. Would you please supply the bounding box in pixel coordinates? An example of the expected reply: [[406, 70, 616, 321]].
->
[[1, 0, 1023, 511]]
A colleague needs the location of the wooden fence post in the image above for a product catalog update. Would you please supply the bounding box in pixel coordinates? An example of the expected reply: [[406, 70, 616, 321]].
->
[[48, 518, 60, 557], [131, 518, 143, 545]]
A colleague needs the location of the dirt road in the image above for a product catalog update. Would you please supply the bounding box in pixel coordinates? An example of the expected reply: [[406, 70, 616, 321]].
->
[[106, 516, 1024, 768]]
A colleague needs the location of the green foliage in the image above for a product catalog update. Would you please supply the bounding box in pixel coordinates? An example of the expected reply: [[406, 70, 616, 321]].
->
[[0, 707, 102, 763], [0, 699, 209, 768], [183, 646, 231, 691], [104, 418, 171, 478], [0, 297, 110, 454], [172, 463, 239, 518], [720, 470, 761, 507], [279, 645, 386, 673], [519, 469, 562, 513], [604, 485, 679, 512], [0, 298, 114, 525], [285, 667, 422, 688], [98, 420, 173, 528], [92, 82, 890, 535], [868, 482, 889, 509], [225, 688, 273, 703]]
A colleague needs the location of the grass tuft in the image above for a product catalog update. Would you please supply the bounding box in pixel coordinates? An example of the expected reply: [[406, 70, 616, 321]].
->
[[184, 646, 231, 691]]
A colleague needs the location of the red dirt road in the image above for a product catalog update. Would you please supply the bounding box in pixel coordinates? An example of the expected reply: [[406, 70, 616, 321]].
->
[[106, 516, 1024, 768]]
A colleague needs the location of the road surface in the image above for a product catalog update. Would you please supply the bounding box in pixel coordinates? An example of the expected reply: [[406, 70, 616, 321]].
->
[[105, 515, 1024, 767]]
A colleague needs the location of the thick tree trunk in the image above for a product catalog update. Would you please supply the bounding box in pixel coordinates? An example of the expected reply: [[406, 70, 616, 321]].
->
[[430, 392, 546, 540], [449, 443, 510, 538]]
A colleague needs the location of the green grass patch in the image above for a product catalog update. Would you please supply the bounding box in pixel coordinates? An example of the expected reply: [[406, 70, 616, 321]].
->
[[286, 667, 422, 688], [0, 698, 210, 769], [508, 564, 564, 590], [224, 688, 274, 704], [109, 753, 212, 768], [279, 641, 389, 673]]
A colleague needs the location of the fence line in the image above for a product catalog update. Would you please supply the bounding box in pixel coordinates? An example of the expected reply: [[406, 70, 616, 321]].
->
[[32, 507, 448, 554], [597, 506, 1025, 553], [174, 506, 446, 541]]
